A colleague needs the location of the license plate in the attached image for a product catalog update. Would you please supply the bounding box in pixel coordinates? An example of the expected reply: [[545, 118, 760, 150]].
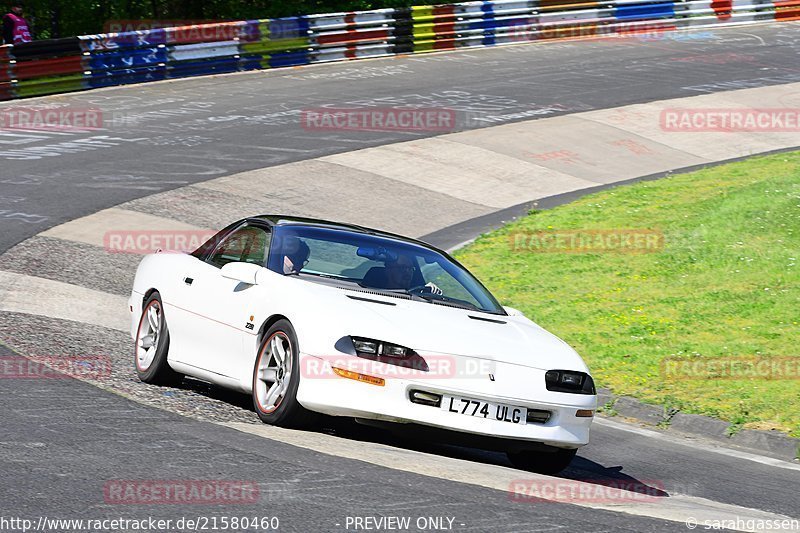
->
[[441, 395, 527, 425]]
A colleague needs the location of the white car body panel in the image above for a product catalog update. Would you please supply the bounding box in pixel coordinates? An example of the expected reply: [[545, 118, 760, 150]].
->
[[130, 242, 596, 450]]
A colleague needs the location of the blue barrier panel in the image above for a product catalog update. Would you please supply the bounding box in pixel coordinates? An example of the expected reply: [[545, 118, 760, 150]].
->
[[239, 56, 265, 70], [80, 31, 167, 52], [88, 47, 168, 71], [270, 16, 311, 39], [480, 0, 497, 45], [167, 57, 241, 78], [614, 2, 674, 20], [268, 50, 311, 67], [87, 66, 167, 88], [240, 21, 263, 41]]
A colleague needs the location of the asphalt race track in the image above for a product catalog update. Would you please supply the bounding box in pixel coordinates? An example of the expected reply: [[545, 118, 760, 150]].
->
[[1, 21, 800, 533]]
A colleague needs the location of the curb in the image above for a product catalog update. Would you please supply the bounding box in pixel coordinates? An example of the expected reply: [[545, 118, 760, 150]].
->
[[597, 388, 800, 462]]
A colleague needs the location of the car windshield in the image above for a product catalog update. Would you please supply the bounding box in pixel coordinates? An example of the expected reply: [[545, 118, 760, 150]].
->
[[266, 225, 505, 315]]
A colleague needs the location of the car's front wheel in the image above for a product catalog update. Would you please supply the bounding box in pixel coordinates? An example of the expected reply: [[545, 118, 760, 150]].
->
[[252, 319, 318, 428], [135, 292, 182, 385], [507, 447, 577, 475]]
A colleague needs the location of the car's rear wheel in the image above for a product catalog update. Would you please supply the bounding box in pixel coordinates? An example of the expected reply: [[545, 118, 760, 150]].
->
[[135, 292, 182, 385], [252, 319, 318, 428], [507, 447, 577, 475]]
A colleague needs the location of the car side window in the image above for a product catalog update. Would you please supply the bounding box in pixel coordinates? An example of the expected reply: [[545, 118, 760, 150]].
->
[[207, 225, 271, 268]]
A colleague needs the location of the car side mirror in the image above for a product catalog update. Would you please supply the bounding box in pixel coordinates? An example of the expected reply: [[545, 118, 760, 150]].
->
[[503, 306, 524, 317], [221, 262, 262, 285]]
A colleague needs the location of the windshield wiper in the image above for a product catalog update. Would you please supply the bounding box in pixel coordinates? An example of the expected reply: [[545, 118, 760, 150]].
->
[[303, 272, 340, 279], [412, 292, 480, 311], [297, 271, 357, 283], [352, 285, 477, 309]]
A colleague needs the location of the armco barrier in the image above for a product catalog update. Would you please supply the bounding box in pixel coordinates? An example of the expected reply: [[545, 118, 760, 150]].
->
[[0, 0, 787, 101]]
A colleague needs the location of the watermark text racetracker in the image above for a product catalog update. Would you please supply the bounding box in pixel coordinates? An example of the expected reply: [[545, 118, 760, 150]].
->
[[0, 355, 111, 381], [506, 20, 716, 43], [508, 478, 667, 504], [0, 105, 209, 133], [104, 480, 259, 505], [661, 108, 800, 132], [104, 230, 218, 254], [103, 18, 302, 40], [662, 356, 800, 380], [510, 229, 664, 254], [301, 108, 456, 133], [0, 105, 201, 132], [301, 354, 496, 381], [0, 107, 103, 131]]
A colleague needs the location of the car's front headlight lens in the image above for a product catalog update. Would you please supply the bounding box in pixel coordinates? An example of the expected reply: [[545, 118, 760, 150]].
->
[[352, 338, 379, 354], [545, 370, 596, 395], [349, 336, 427, 371], [351, 337, 409, 358], [381, 344, 408, 357]]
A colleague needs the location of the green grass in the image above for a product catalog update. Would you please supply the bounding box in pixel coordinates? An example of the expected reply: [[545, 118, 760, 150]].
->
[[455, 152, 800, 437]]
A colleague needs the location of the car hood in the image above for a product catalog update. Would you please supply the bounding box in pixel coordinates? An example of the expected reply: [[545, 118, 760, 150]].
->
[[299, 283, 589, 373]]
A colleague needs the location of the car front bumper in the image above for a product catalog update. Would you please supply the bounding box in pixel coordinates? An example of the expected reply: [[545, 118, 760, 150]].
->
[[296, 353, 595, 449]]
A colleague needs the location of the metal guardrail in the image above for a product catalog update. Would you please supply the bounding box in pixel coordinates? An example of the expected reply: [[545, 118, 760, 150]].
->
[[0, 0, 792, 101]]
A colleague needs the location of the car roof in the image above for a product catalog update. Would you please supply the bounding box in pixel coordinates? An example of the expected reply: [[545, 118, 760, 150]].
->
[[245, 215, 439, 251]]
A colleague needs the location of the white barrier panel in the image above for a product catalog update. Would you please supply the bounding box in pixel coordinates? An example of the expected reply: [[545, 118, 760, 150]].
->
[[168, 41, 240, 61]]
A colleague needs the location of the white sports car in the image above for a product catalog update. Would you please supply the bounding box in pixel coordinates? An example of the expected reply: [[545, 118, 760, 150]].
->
[[129, 216, 596, 473]]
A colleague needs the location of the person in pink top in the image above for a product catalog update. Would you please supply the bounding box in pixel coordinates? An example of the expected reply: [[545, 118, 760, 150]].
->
[[2, 1, 32, 45]]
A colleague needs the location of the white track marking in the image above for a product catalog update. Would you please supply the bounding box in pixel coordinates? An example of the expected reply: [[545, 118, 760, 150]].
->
[[40, 207, 209, 248], [594, 418, 800, 472], [0, 271, 128, 332], [225, 422, 799, 532]]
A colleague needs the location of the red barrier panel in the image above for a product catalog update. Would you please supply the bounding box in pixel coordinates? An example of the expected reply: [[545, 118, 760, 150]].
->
[[539, 0, 601, 10], [431, 37, 457, 50], [0, 81, 13, 101], [317, 28, 391, 45], [774, 0, 800, 19], [711, 0, 733, 19], [13, 55, 85, 80], [0, 45, 10, 83], [433, 6, 456, 38]]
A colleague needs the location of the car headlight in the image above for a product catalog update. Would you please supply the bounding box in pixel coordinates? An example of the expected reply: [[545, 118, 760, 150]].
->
[[351, 338, 379, 354], [545, 370, 596, 395], [349, 336, 428, 371], [351, 337, 410, 358]]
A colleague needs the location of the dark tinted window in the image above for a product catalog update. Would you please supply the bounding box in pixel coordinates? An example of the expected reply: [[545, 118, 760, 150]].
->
[[207, 225, 271, 268], [191, 220, 241, 260]]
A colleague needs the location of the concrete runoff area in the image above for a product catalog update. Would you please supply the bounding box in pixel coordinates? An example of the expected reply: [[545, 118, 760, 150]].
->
[[2, 24, 800, 532]]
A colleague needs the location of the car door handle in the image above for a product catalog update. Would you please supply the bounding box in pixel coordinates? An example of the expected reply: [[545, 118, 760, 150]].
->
[[183, 277, 194, 286]]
